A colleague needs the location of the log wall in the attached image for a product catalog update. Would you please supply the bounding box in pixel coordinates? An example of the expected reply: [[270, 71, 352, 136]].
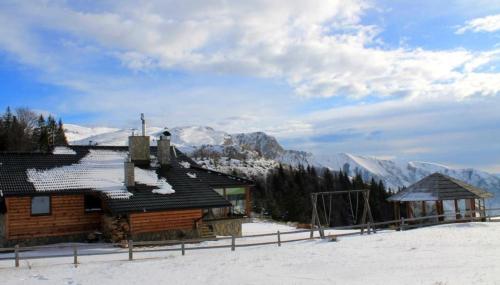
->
[[129, 209, 202, 234], [5, 195, 101, 240]]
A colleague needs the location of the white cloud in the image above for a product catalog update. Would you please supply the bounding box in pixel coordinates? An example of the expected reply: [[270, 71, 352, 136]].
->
[[456, 13, 500, 34], [0, 1, 499, 100]]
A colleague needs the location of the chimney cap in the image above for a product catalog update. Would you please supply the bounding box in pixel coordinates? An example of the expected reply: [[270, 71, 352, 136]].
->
[[161, 127, 171, 139]]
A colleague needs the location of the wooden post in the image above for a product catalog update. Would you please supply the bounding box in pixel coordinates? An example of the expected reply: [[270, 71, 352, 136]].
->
[[277, 231, 281, 247], [14, 244, 19, 268], [128, 240, 133, 261], [73, 245, 78, 267], [181, 242, 185, 256], [394, 202, 401, 221], [454, 199, 460, 219], [231, 235, 235, 251], [400, 217, 405, 231]]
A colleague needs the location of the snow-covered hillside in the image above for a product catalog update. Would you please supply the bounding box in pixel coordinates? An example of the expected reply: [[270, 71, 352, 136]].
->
[[65, 124, 500, 206]]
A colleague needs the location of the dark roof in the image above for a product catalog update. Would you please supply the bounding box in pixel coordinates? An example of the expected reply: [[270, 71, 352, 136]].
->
[[0, 151, 91, 195], [0, 145, 252, 213], [387, 173, 493, 202]]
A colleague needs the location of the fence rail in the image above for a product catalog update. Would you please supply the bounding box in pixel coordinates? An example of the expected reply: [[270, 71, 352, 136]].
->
[[1, 207, 500, 268]]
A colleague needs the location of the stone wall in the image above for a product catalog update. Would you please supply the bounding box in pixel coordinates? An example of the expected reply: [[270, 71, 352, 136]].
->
[[2, 233, 90, 247], [131, 229, 199, 241], [206, 219, 243, 237], [0, 214, 5, 246]]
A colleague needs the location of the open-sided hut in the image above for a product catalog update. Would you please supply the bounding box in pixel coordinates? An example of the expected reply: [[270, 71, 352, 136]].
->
[[388, 173, 493, 222]]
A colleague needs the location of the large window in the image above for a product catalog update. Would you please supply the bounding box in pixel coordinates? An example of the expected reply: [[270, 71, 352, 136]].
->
[[31, 196, 51, 215], [213, 187, 247, 215], [84, 194, 102, 212], [226, 188, 246, 215]]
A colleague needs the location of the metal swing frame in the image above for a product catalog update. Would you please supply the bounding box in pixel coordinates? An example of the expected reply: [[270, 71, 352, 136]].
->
[[310, 189, 376, 239]]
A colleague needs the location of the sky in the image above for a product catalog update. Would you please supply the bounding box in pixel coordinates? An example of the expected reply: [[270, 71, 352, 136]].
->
[[0, 1, 500, 172]]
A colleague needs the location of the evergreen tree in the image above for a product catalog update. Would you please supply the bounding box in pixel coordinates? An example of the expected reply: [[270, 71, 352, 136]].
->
[[55, 119, 68, 146], [0, 107, 68, 152]]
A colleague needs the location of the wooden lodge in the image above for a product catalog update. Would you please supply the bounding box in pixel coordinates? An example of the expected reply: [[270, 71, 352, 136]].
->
[[0, 121, 253, 247], [388, 173, 493, 222]]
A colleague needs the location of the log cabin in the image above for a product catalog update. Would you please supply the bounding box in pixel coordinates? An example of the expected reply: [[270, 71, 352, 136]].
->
[[388, 173, 493, 223], [0, 125, 253, 247]]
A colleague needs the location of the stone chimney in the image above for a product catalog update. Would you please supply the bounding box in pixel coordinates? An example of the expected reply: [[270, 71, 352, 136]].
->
[[124, 156, 135, 188], [157, 129, 171, 166], [128, 114, 150, 166]]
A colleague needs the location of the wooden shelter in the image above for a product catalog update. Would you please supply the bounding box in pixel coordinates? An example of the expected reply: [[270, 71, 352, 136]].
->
[[388, 173, 493, 221]]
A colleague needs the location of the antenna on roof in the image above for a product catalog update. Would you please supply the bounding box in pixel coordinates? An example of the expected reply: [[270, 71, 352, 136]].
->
[[140, 113, 146, 136]]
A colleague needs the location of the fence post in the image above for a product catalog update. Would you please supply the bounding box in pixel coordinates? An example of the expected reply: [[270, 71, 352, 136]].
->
[[128, 240, 133, 261], [14, 244, 19, 268], [400, 217, 405, 231], [277, 231, 281, 247], [367, 222, 371, 235], [231, 235, 236, 251], [73, 245, 78, 267], [181, 242, 185, 256]]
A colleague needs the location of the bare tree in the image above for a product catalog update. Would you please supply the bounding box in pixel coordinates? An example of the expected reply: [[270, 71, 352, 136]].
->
[[15, 107, 38, 135]]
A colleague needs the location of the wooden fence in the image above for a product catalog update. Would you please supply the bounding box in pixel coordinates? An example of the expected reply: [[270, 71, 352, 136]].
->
[[1, 207, 500, 268]]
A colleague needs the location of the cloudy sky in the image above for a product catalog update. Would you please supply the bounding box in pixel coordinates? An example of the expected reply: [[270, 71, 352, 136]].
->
[[1, 1, 499, 172]]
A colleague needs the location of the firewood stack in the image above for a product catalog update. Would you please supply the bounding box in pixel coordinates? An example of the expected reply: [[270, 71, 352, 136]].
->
[[101, 215, 130, 243]]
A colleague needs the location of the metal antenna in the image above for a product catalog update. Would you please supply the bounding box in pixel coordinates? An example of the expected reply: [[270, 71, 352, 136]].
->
[[140, 113, 146, 136]]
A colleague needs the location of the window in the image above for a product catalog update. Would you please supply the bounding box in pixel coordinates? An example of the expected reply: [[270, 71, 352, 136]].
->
[[226, 187, 246, 215], [84, 195, 102, 212], [31, 196, 51, 215]]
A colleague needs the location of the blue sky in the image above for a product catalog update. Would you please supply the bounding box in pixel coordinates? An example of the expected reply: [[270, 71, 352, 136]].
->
[[0, 0, 499, 172]]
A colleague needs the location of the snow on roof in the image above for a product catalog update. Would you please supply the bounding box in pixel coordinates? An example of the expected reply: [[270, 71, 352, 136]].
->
[[392, 192, 438, 201], [52, 146, 77, 155], [179, 161, 191, 168], [152, 184, 174, 195], [26, 149, 174, 199], [187, 172, 197, 179]]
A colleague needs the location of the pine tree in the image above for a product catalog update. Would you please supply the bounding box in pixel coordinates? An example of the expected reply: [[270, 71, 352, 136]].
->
[[55, 119, 68, 146], [36, 115, 50, 152]]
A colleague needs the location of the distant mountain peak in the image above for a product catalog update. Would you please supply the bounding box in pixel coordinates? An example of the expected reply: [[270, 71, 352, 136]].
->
[[65, 123, 500, 207]]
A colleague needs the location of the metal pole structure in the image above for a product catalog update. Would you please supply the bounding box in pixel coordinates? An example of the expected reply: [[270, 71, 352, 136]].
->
[[360, 191, 368, 235], [365, 191, 376, 234], [310, 194, 318, 239]]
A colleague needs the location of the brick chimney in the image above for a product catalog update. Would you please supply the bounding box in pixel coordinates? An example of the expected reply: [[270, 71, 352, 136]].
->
[[124, 156, 135, 188], [157, 129, 171, 166], [128, 113, 150, 166]]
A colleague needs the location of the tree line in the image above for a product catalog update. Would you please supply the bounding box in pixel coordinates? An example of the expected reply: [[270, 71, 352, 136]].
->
[[0, 107, 68, 152], [251, 164, 395, 226]]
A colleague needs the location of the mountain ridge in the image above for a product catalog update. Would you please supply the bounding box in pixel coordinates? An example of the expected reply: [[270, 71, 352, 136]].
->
[[65, 124, 500, 206]]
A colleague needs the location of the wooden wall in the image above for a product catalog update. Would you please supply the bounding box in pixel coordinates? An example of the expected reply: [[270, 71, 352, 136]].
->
[[129, 209, 202, 234], [5, 195, 101, 240]]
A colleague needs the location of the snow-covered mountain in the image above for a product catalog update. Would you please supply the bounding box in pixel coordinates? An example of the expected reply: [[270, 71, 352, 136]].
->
[[65, 124, 500, 206]]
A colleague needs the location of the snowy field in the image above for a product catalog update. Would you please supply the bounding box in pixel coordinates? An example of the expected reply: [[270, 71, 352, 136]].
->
[[2, 220, 500, 284]]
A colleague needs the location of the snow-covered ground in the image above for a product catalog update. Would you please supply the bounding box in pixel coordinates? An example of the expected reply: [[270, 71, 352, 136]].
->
[[2, 220, 500, 284]]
